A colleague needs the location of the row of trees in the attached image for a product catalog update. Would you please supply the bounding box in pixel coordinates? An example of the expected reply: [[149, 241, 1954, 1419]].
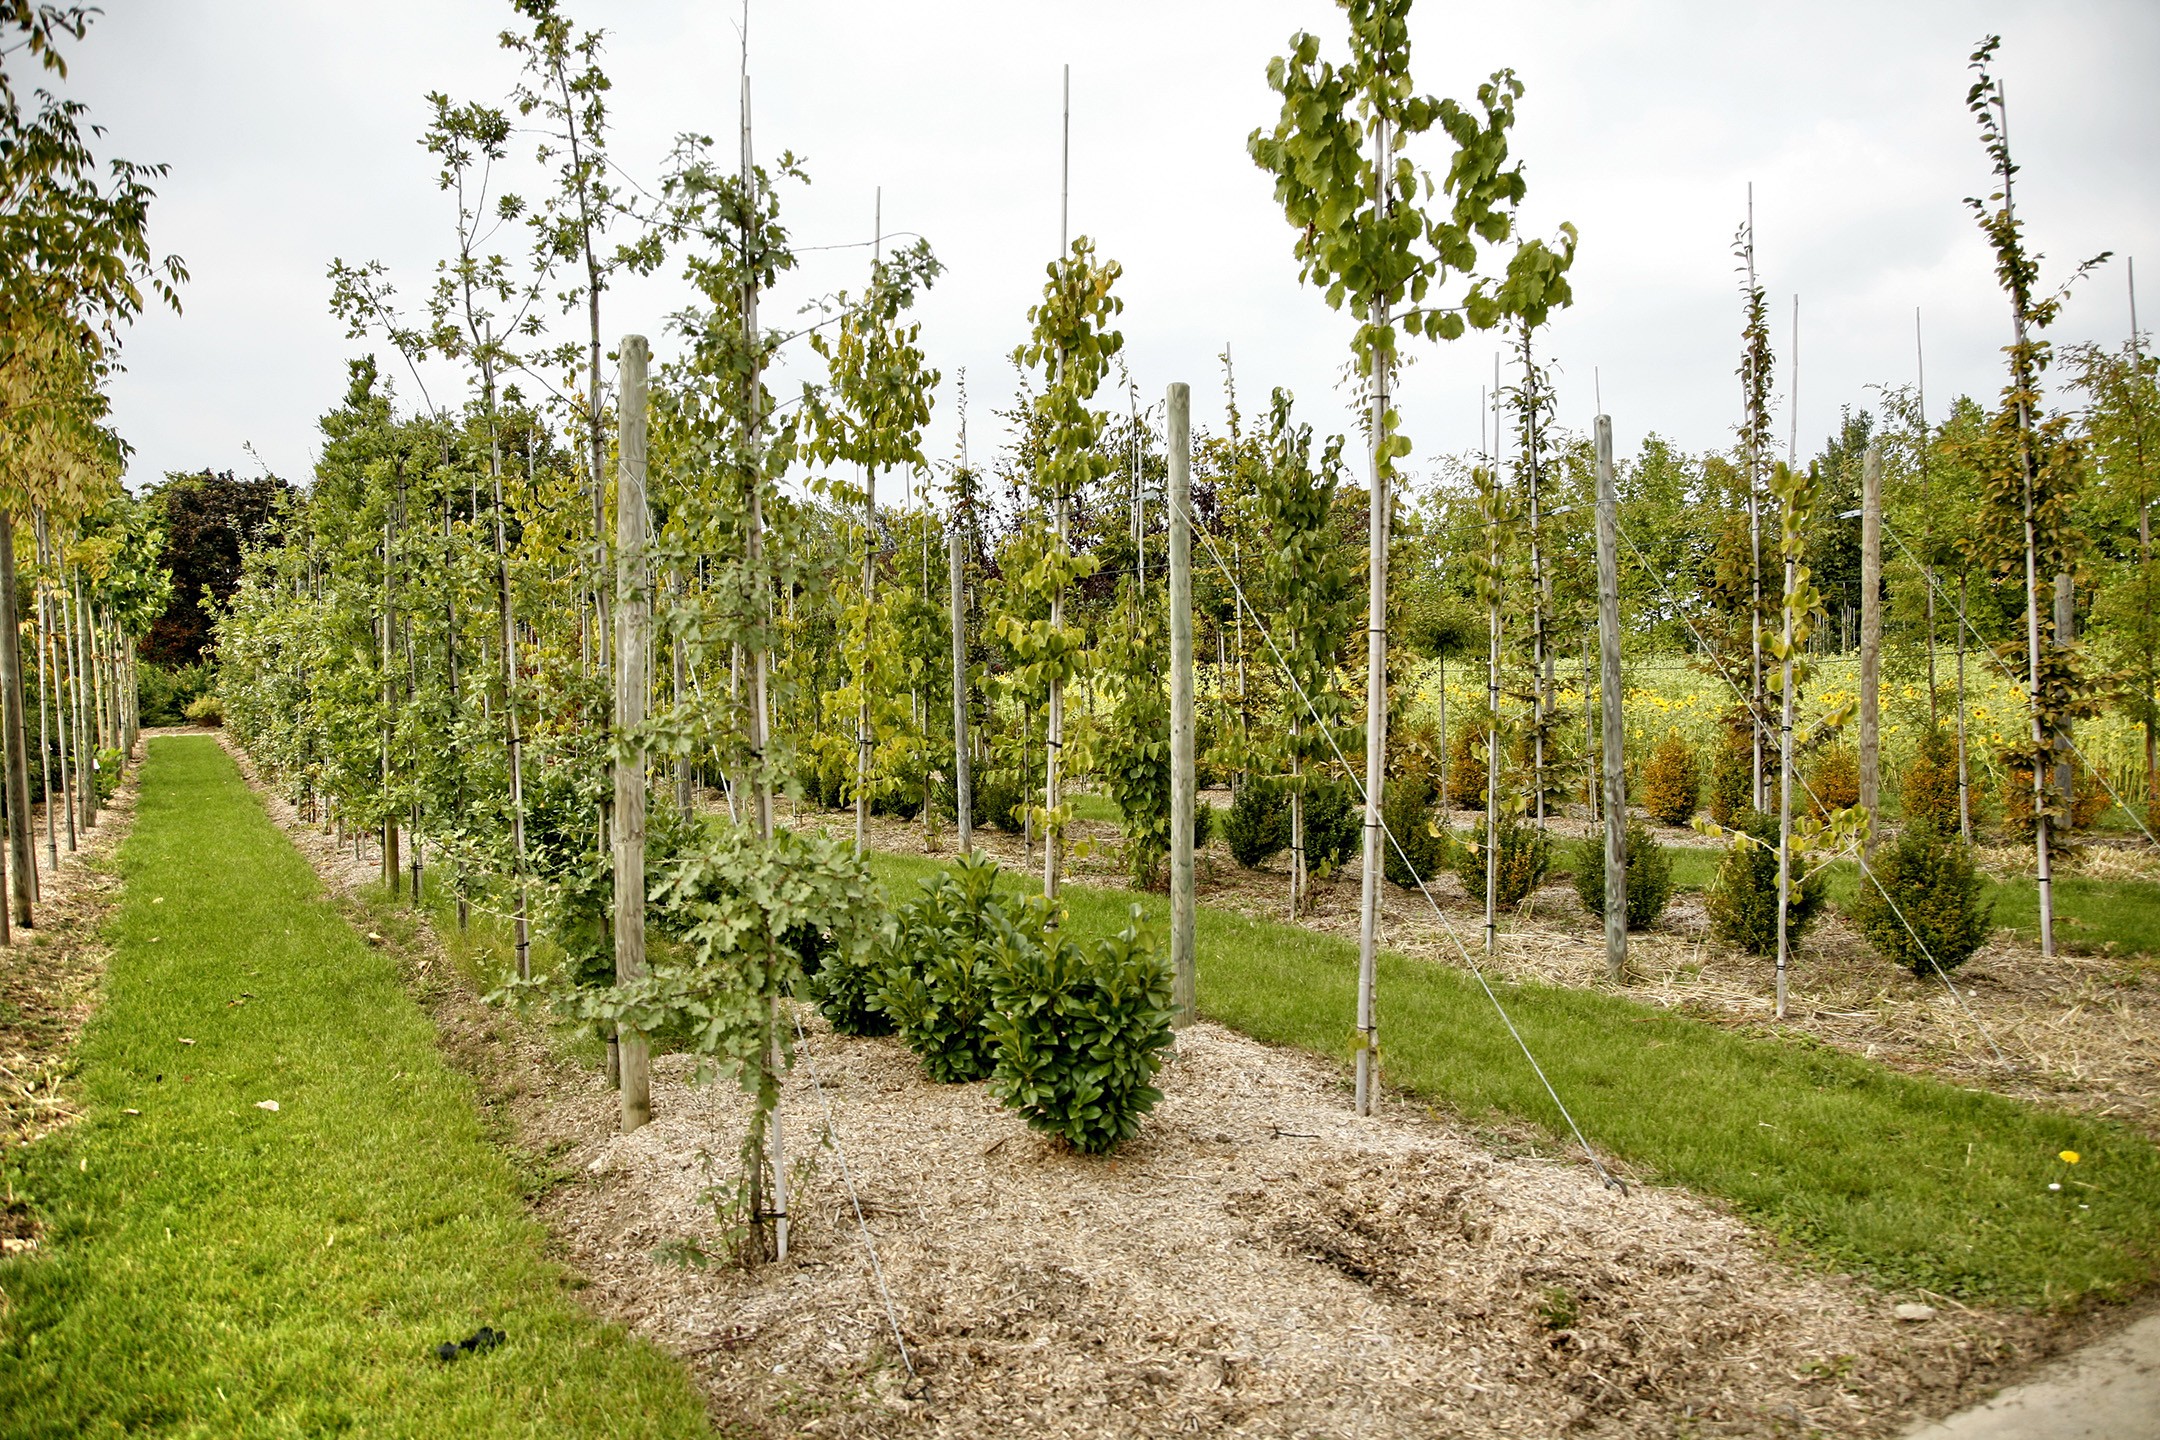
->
[[0, 7, 185, 940], [197, 4, 2152, 1258]]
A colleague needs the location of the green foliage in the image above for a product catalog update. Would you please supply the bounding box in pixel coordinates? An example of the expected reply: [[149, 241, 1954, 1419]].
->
[[985, 905, 1176, 1155], [1571, 822, 1675, 930], [1444, 722, 1486, 810], [1223, 780, 1285, 869], [1455, 813, 1550, 908], [1848, 821, 1994, 977], [1381, 778, 1446, 887], [1300, 778, 1363, 871], [1192, 798, 1216, 852], [1641, 734, 1700, 825], [1706, 727, 1753, 827], [1808, 744, 1861, 818], [1100, 601, 1172, 887], [1706, 810, 1828, 956], [1902, 727, 1964, 831], [872, 852, 1026, 1083], [138, 660, 217, 725], [182, 694, 223, 727], [974, 770, 1028, 834]]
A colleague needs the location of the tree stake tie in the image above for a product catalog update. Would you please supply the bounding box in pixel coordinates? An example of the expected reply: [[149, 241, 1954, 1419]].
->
[[1179, 497, 1628, 1198], [786, 1003, 916, 1378], [1611, 515, 2010, 1068]]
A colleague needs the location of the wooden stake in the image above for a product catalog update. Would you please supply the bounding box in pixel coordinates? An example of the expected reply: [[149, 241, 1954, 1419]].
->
[[1595, 418, 1627, 982], [614, 333, 652, 1133], [1169, 381, 1196, 1027], [1859, 441, 1882, 858], [1957, 573, 1973, 840]]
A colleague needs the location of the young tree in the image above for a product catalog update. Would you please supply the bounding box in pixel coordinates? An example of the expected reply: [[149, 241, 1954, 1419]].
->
[[1962, 35, 2109, 957], [1251, 0, 1549, 1114]]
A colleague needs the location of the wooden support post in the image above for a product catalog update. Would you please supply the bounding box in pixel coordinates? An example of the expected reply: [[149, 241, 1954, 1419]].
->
[[949, 518, 972, 853], [1168, 381, 1196, 1027], [1595, 418, 1627, 982], [614, 334, 652, 1133], [1859, 441, 1882, 857]]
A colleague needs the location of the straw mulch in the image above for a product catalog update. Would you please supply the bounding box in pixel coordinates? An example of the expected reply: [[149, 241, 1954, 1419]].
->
[[858, 799, 2160, 1143], [232, 768, 2134, 1437]]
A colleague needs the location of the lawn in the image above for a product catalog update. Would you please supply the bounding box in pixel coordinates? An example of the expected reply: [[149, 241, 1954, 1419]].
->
[[870, 848, 2160, 1306], [0, 738, 713, 1439]]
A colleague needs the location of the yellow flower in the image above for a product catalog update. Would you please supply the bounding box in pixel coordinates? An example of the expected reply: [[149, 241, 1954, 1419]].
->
[[2060, 1150, 2080, 1165]]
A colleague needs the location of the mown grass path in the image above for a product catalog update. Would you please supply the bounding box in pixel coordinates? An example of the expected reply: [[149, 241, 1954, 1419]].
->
[[0, 738, 711, 1439], [872, 850, 2160, 1308]]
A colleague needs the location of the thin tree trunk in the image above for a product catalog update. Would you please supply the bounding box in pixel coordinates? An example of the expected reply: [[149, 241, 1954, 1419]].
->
[[0, 513, 35, 928], [1353, 114, 1392, 1121], [950, 520, 972, 852], [1859, 442, 1882, 858], [857, 466, 875, 857]]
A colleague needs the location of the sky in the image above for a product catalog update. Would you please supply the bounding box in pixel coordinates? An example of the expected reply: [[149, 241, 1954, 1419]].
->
[[48, 0, 2160, 500]]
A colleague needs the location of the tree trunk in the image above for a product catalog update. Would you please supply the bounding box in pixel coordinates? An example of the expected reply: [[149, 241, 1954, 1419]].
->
[[949, 520, 972, 852], [1352, 118, 1393, 1122], [0, 513, 34, 928], [1859, 442, 1882, 858]]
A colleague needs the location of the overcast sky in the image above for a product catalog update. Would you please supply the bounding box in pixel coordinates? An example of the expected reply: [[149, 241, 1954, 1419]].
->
[[51, 0, 2160, 500]]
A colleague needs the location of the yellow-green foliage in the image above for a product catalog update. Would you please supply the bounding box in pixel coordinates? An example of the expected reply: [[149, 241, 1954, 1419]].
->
[[1707, 730, 1752, 827], [1444, 722, 1487, 811], [1453, 814, 1551, 908], [1642, 734, 1701, 825], [1901, 728, 1965, 830], [1809, 745, 1861, 818]]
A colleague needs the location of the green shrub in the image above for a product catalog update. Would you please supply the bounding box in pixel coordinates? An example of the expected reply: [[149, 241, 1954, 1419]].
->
[[1453, 813, 1551, 909], [1641, 734, 1700, 825], [139, 661, 218, 726], [1808, 744, 1861, 819], [1848, 820, 1993, 977], [1901, 728, 1963, 832], [1707, 730, 1752, 827], [1705, 809, 1827, 956], [1224, 779, 1285, 868], [871, 852, 1024, 1081], [810, 924, 894, 1037], [869, 752, 927, 821], [986, 904, 1176, 1154], [1444, 723, 1487, 811], [183, 694, 225, 727], [974, 771, 1028, 834], [1300, 779, 1362, 870], [1381, 778, 1447, 887], [94, 747, 123, 801], [1570, 822, 1675, 930], [1192, 797, 1216, 851]]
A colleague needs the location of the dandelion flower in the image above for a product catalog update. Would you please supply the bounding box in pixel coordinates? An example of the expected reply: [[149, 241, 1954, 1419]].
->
[[2060, 1150, 2080, 1165]]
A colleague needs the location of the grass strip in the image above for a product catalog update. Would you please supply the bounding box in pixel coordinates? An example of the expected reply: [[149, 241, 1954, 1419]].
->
[[0, 737, 712, 1439], [869, 848, 2160, 1306]]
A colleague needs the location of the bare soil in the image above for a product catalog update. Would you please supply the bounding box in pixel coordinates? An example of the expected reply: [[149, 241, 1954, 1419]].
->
[[217, 753, 2138, 1439]]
